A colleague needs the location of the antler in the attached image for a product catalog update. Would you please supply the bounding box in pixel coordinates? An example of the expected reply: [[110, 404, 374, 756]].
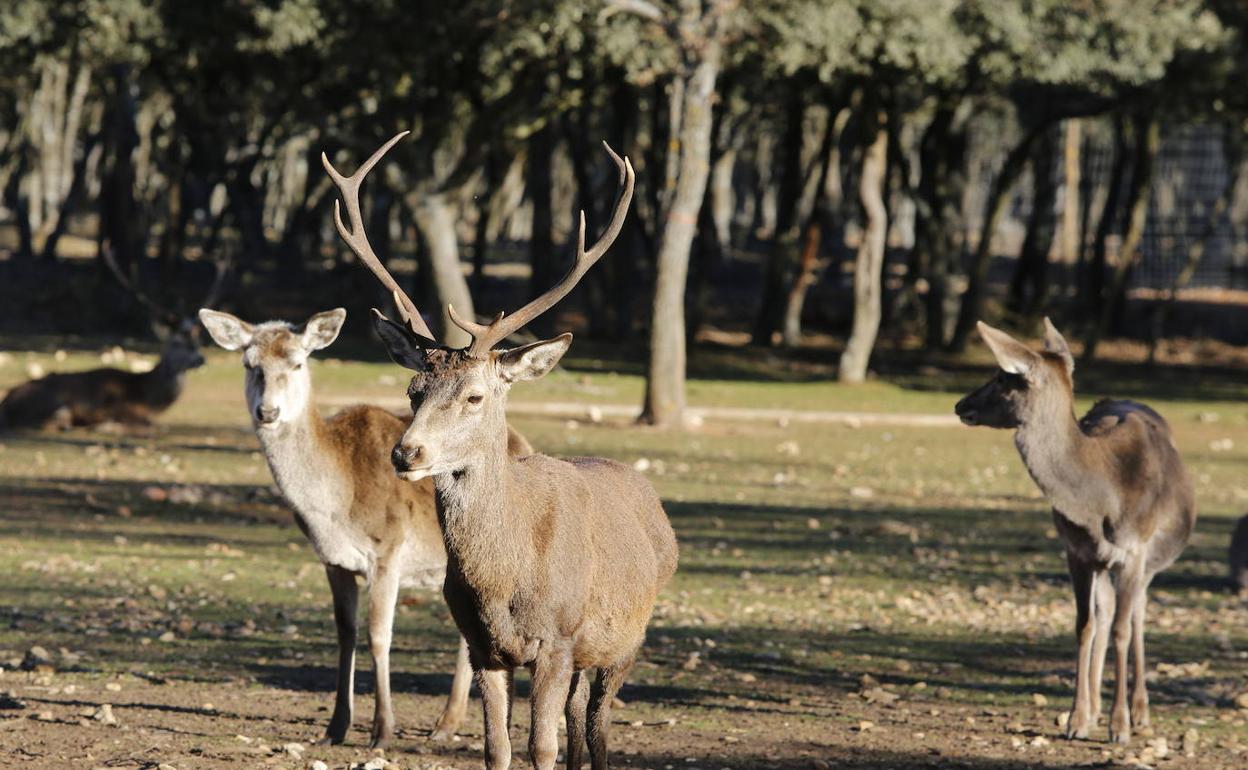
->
[[100, 243, 182, 327], [321, 132, 435, 340], [449, 141, 635, 356]]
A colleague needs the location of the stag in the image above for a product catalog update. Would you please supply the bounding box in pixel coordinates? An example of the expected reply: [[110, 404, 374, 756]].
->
[[322, 133, 677, 770]]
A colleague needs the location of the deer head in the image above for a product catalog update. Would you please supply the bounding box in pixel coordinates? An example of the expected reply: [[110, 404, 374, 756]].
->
[[101, 244, 231, 373], [321, 133, 633, 480], [198, 308, 346, 429], [955, 318, 1076, 429]]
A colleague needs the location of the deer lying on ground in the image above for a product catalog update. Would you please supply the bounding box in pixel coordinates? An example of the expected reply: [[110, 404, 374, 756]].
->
[[956, 319, 1196, 744], [323, 133, 677, 770], [199, 307, 532, 748], [0, 248, 225, 430]]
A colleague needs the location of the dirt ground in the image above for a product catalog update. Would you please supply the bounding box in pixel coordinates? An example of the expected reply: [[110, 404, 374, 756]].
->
[[1, 345, 1247, 770]]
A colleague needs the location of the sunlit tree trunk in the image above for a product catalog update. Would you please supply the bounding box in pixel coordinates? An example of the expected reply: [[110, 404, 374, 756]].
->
[[839, 109, 888, 384]]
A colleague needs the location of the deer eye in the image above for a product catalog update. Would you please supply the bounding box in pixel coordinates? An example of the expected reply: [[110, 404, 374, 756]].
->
[[292, 362, 303, 371], [466, 394, 484, 405]]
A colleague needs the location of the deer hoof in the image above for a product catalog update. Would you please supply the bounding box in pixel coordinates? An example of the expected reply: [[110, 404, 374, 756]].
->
[[1064, 712, 1091, 740]]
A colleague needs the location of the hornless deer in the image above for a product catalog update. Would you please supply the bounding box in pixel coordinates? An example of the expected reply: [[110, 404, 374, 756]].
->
[[1230, 514, 1248, 596], [0, 248, 225, 430], [955, 319, 1196, 744], [198, 306, 533, 748], [322, 133, 677, 770]]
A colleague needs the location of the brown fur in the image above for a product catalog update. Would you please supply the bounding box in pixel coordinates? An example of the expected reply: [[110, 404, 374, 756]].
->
[[956, 320, 1195, 745], [200, 309, 544, 748], [0, 334, 203, 430], [373, 323, 678, 770]]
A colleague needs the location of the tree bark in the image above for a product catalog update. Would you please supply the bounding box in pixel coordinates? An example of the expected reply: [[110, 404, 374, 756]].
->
[[913, 99, 969, 349], [1083, 114, 1159, 361], [752, 88, 807, 345], [409, 190, 475, 349], [639, 3, 724, 428], [839, 109, 888, 384], [782, 100, 851, 348]]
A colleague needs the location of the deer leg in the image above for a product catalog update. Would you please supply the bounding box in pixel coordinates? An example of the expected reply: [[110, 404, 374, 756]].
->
[[588, 660, 634, 770], [366, 566, 400, 749], [319, 565, 358, 746], [1088, 570, 1116, 729], [529, 647, 575, 770], [431, 635, 472, 740], [1130, 581, 1151, 729], [1065, 558, 1096, 739], [565, 669, 590, 769], [1109, 562, 1145, 744], [478, 667, 513, 770]]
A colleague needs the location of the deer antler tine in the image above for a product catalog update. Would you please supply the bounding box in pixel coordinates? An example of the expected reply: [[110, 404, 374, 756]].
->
[[323, 132, 434, 341], [455, 142, 635, 357]]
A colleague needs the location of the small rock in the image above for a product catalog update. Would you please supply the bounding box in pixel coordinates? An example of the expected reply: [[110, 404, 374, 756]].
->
[[738, 673, 756, 683], [1029, 735, 1049, 748], [105, 682, 122, 692], [158, 631, 176, 643], [1234, 692, 1248, 710], [283, 742, 305, 757], [1055, 711, 1069, 729], [855, 720, 874, 732], [849, 486, 874, 499], [681, 652, 701, 671], [1182, 727, 1198, 756], [34, 710, 55, 721], [1031, 693, 1048, 707], [22, 646, 53, 671], [360, 759, 386, 770], [141, 486, 168, 502], [309, 762, 329, 770], [93, 704, 117, 725]]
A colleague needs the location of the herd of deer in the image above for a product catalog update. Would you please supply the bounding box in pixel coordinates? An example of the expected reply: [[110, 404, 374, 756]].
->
[[0, 132, 1236, 766]]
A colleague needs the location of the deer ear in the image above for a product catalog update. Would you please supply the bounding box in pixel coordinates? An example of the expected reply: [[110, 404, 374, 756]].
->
[[977, 321, 1038, 376], [496, 334, 572, 383], [1042, 317, 1074, 377], [198, 308, 253, 351], [302, 308, 347, 351], [372, 309, 431, 371]]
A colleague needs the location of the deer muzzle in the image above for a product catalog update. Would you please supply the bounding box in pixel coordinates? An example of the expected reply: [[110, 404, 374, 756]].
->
[[391, 442, 432, 480]]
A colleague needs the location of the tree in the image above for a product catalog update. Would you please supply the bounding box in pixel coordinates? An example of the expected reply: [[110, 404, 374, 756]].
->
[[838, 104, 887, 383], [602, 0, 740, 428]]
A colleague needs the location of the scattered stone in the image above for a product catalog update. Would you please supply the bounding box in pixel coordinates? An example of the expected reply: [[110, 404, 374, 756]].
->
[[34, 710, 55, 721], [1056, 711, 1069, 729], [1182, 727, 1199, 757], [105, 682, 122, 692], [681, 652, 701, 671], [141, 486, 168, 502], [158, 631, 176, 643], [358, 759, 386, 770], [1029, 735, 1049, 748], [861, 687, 899, 705], [849, 486, 875, 499], [854, 720, 874, 732], [283, 742, 305, 758], [93, 704, 118, 725], [22, 646, 54, 671], [737, 672, 756, 683], [1234, 692, 1248, 710], [1032, 693, 1048, 707], [310, 762, 329, 770]]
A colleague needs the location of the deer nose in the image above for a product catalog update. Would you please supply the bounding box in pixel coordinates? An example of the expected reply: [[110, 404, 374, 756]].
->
[[256, 405, 280, 423], [391, 443, 425, 471]]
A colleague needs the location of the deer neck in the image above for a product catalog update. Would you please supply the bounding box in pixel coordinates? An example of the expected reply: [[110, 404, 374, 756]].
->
[[1013, 401, 1110, 531], [254, 394, 348, 521], [431, 424, 527, 587], [140, 357, 187, 409]]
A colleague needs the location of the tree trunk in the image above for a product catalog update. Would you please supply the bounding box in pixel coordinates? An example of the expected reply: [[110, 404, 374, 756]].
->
[[528, 123, 557, 339], [1056, 119, 1082, 295], [640, 17, 723, 428], [1082, 115, 1130, 311], [1008, 126, 1059, 318], [1083, 114, 1159, 361], [949, 122, 1044, 351], [409, 191, 475, 349], [839, 109, 888, 384], [914, 100, 969, 349], [752, 88, 807, 345], [782, 100, 851, 347]]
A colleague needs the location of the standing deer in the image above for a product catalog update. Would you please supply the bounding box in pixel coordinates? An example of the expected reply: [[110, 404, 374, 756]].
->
[[322, 133, 677, 770], [0, 248, 225, 430], [955, 319, 1196, 744], [1230, 514, 1248, 596], [198, 306, 532, 748]]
